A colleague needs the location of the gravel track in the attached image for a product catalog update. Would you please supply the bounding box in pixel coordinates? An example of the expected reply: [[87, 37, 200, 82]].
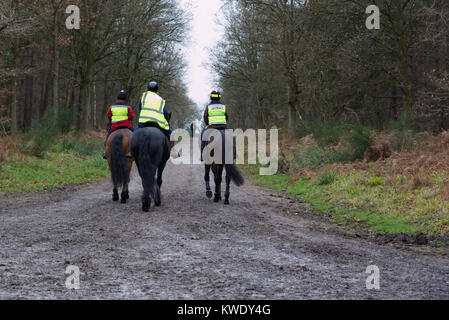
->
[[0, 160, 448, 299]]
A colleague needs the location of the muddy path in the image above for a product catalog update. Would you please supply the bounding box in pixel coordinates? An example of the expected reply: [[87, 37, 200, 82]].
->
[[0, 159, 448, 299]]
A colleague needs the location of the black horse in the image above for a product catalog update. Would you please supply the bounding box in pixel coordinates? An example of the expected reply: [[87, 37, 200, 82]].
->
[[131, 127, 170, 212], [204, 128, 244, 204]]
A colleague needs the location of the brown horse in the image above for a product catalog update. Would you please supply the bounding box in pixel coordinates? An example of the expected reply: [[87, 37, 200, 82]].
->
[[105, 128, 133, 203]]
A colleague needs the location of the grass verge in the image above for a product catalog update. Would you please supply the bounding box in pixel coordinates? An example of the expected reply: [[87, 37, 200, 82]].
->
[[0, 134, 109, 193], [242, 165, 449, 238]]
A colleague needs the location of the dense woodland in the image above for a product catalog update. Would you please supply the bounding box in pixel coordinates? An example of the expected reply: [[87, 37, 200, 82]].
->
[[1, 0, 448, 139], [0, 0, 198, 134], [213, 0, 449, 135]]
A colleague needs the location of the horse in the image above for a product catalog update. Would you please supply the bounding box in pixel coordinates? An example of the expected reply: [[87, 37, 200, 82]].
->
[[105, 127, 133, 203], [131, 126, 170, 212], [203, 128, 244, 204]]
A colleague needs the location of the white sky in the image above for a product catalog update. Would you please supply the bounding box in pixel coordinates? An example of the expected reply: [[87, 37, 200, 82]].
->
[[180, 0, 225, 109]]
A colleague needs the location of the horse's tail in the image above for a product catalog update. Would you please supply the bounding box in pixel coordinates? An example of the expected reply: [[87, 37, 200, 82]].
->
[[110, 133, 128, 188], [225, 164, 244, 186], [220, 129, 244, 187], [137, 134, 156, 201]]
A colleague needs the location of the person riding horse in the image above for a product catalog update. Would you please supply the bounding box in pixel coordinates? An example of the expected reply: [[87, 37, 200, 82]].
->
[[131, 81, 173, 212], [103, 90, 134, 159], [201, 90, 229, 160], [136, 81, 174, 149], [201, 90, 243, 204]]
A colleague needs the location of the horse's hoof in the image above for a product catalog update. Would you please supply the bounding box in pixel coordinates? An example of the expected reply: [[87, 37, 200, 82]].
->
[[214, 195, 221, 203], [121, 198, 127, 204], [224, 200, 230, 205], [142, 199, 150, 212], [113, 196, 119, 202], [206, 191, 213, 199]]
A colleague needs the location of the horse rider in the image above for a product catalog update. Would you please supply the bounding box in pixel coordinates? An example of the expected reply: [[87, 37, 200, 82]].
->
[[136, 81, 174, 148], [201, 90, 229, 161], [103, 90, 134, 159]]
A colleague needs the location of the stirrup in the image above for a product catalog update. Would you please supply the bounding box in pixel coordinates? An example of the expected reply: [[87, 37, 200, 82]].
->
[[102, 153, 108, 160]]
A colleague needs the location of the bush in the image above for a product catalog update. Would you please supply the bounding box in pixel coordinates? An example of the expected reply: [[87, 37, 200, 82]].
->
[[21, 121, 57, 158], [347, 125, 371, 160]]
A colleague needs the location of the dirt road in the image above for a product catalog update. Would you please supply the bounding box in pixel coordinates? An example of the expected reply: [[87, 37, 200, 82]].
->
[[0, 160, 448, 299]]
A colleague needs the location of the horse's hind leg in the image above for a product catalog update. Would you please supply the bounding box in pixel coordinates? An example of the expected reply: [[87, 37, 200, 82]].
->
[[154, 163, 166, 207], [142, 189, 151, 212], [120, 182, 128, 204], [213, 165, 223, 202], [121, 162, 132, 203], [113, 185, 119, 202], [224, 169, 231, 205], [205, 165, 212, 199]]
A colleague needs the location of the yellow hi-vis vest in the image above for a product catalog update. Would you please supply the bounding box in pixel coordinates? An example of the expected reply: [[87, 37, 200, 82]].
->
[[139, 91, 169, 130], [208, 104, 227, 125], [111, 105, 129, 123]]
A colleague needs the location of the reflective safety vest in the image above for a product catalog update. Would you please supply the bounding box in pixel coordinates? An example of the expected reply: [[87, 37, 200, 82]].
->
[[139, 91, 170, 130], [111, 105, 129, 123], [208, 104, 227, 125]]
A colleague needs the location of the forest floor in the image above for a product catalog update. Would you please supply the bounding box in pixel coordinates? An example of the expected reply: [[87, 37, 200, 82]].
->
[[0, 159, 448, 299]]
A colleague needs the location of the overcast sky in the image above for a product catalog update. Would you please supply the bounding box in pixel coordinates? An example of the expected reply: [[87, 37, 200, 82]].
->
[[180, 0, 225, 109]]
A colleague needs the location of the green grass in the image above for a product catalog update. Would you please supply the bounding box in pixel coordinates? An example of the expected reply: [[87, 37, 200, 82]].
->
[[0, 139, 109, 193], [242, 165, 449, 236]]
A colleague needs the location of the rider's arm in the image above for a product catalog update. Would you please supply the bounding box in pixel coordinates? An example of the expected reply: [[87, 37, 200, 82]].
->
[[128, 106, 134, 121], [164, 105, 169, 122], [203, 107, 209, 125]]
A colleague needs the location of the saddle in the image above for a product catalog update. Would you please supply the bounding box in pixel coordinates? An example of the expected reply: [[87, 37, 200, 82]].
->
[[140, 122, 170, 140], [116, 125, 133, 131]]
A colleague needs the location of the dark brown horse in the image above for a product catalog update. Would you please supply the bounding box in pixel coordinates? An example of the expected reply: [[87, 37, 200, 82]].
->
[[105, 128, 133, 203], [203, 129, 244, 204]]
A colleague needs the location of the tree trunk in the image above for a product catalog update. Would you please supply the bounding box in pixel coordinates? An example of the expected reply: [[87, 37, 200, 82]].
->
[[23, 48, 34, 131], [39, 72, 50, 119], [10, 38, 20, 133], [53, 10, 60, 120]]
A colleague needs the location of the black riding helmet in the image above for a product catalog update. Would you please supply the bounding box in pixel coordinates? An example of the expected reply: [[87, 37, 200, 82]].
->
[[148, 81, 158, 93], [117, 90, 127, 100], [210, 90, 221, 101]]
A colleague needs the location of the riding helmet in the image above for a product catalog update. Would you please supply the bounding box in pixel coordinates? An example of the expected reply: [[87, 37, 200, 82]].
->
[[148, 81, 159, 92], [117, 90, 127, 100], [210, 90, 221, 100]]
